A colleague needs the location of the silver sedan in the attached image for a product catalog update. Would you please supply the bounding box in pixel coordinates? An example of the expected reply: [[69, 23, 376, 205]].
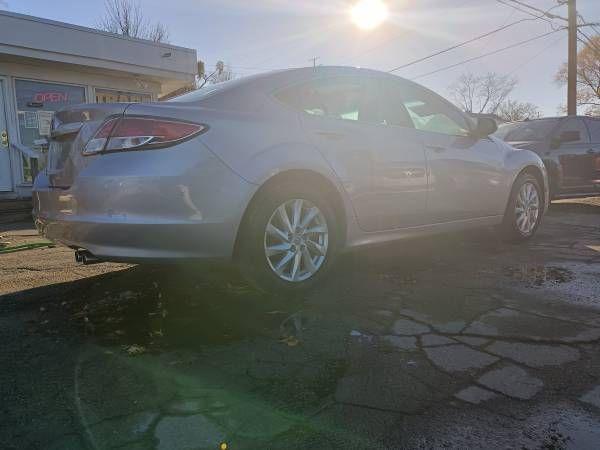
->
[[33, 66, 549, 293]]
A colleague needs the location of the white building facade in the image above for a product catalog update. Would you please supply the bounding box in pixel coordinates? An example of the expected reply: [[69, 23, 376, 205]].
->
[[0, 10, 198, 199]]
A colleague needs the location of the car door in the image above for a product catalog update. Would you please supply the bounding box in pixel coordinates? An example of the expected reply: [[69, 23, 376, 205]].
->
[[399, 84, 507, 223], [552, 117, 594, 191], [276, 75, 428, 231]]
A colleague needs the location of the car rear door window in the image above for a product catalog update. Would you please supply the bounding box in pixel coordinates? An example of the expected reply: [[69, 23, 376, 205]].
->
[[555, 118, 590, 144], [584, 118, 600, 143], [375, 79, 414, 128], [276, 77, 378, 123], [494, 119, 558, 141]]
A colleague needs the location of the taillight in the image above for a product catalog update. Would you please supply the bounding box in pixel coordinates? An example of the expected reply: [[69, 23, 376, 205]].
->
[[83, 117, 206, 155]]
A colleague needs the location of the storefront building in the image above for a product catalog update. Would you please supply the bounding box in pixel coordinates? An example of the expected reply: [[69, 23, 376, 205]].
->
[[0, 10, 198, 199]]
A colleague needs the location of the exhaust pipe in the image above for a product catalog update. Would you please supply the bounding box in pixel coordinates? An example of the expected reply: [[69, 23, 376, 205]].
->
[[75, 249, 101, 265]]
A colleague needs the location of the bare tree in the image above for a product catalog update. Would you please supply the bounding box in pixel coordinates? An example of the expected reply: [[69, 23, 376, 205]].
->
[[497, 100, 541, 122], [449, 72, 517, 114], [556, 34, 600, 115], [98, 0, 169, 43]]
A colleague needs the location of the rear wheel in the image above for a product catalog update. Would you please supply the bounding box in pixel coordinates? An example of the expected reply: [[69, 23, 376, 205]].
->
[[502, 173, 543, 241], [238, 182, 340, 294]]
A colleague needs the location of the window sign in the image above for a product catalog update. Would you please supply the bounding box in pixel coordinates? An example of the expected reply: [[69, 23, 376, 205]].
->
[[95, 89, 152, 104], [15, 79, 85, 182]]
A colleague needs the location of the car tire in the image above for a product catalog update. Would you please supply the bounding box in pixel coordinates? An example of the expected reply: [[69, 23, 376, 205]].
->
[[237, 181, 340, 295], [501, 173, 543, 242]]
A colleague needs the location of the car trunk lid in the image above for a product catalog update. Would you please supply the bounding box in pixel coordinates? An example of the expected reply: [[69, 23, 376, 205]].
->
[[47, 103, 129, 188]]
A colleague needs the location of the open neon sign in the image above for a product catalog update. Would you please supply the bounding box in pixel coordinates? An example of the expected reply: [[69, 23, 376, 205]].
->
[[33, 92, 68, 103]]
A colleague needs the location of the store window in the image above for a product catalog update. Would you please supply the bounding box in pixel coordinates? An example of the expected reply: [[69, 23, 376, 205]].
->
[[15, 79, 86, 183], [95, 89, 152, 103]]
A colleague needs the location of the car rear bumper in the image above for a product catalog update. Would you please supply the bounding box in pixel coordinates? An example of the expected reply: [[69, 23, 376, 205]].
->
[[33, 143, 256, 262], [33, 215, 239, 262]]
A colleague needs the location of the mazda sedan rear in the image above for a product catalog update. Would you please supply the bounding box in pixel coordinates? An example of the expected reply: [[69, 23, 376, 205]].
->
[[34, 66, 548, 293]]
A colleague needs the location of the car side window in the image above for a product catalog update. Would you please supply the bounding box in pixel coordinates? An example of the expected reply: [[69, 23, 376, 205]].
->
[[584, 118, 600, 143], [401, 87, 472, 137], [376, 80, 414, 128], [555, 118, 590, 144], [275, 77, 377, 123]]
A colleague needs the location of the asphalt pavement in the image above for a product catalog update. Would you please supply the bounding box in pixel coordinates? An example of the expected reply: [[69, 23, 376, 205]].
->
[[1, 198, 599, 450]]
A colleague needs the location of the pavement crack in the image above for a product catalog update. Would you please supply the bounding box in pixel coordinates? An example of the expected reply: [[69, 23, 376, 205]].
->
[[337, 400, 421, 416], [502, 305, 600, 329]]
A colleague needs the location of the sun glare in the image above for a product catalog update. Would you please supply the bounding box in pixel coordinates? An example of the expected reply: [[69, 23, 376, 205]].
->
[[350, 0, 389, 30]]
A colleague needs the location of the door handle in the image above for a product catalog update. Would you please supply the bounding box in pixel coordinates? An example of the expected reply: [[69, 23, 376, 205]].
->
[[315, 131, 344, 140], [0, 130, 8, 148], [426, 144, 446, 153]]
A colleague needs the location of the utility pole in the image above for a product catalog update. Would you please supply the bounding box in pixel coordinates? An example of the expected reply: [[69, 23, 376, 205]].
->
[[309, 56, 319, 68], [567, 0, 577, 115]]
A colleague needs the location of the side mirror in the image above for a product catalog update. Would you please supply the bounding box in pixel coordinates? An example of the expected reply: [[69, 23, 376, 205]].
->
[[473, 117, 498, 138]]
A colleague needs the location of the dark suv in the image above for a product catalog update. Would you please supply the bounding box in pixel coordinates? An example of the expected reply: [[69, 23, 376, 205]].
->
[[495, 116, 600, 199]]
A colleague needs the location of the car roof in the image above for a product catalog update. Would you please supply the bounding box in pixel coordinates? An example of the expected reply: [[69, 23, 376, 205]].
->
[[218, 66, 411, 92], [170, 65, 415, 105], [504, 116, 600, 124]]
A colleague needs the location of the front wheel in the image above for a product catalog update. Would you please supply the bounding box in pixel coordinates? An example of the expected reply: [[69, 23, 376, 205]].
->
[[237, 182, 340, 294], [501, 173, 543, 242]]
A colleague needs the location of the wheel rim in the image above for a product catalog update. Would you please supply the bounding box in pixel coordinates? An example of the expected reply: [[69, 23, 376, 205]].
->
[[264, 198, 329, 282], [515, 182, 540, 235]]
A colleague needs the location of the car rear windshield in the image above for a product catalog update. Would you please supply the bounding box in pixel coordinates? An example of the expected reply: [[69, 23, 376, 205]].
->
[[494, 119, 558, 141], [167, 82, 233, 102]]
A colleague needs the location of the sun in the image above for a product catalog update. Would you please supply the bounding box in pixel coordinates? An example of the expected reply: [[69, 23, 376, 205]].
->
[[350, 0, 389, 30]]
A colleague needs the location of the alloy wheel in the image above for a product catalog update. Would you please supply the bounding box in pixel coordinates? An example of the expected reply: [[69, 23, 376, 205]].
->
[[515, 182, 540, 235], [263, 199, 329, 282]]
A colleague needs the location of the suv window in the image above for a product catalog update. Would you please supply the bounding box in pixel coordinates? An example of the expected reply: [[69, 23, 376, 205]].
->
[[554, 118, 590, 144], [584, 118, 600, 142], [275, 77, 378, 123], [400, 87, 472, 136], [494, 119, 558, 141]]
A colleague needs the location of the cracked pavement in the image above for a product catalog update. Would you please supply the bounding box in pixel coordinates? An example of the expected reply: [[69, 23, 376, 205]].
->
[[1, 198, 599, 449]]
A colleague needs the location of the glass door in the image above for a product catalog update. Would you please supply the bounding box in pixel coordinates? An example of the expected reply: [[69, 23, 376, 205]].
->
[[0, 79, 13, 191], [14, 79, 86, 184]]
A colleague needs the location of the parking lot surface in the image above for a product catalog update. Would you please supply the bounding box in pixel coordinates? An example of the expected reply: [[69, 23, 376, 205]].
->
[[1, 198, 599, 449]]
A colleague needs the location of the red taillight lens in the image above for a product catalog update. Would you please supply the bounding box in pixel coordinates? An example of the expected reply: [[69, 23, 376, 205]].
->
[[83, 117, 205, 155]]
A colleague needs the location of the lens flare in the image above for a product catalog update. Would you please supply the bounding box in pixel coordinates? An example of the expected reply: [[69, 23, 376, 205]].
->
[[350, 0, 389, 30]]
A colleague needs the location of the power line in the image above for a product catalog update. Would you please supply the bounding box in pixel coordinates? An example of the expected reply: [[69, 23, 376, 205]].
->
[[507, 33, 567, 75], [578, 30, 600, 55], [480, 7, 516, 53], [388, 3, 562, 73], [349, 0, 478, 63], [502, 0, 567, 21], [411, 27, 565, 80], [576, 12, 600, 55], [495, 0, 564, 30]]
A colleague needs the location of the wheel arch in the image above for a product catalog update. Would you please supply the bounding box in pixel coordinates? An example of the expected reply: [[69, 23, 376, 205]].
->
[[517, 165, 546, 203], [505, 165, 548, 217], [232, 169, 348, 260]]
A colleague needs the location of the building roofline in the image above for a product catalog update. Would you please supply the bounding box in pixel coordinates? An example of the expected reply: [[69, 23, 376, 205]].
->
[[0, 9, 195, 54]]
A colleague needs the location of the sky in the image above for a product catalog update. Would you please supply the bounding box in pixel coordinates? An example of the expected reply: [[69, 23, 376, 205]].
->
[[3, 0, 599, 116]]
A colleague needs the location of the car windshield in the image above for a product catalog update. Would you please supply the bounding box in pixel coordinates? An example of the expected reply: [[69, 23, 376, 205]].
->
[[494, 119, 558, 141]]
